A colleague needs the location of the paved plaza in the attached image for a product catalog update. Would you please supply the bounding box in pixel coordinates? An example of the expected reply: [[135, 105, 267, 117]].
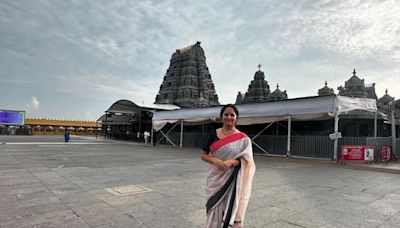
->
[[1, 135, 400, 228]]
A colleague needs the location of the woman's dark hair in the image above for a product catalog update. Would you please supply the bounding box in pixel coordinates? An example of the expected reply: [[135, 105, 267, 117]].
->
[[220, 104, 239, 119]]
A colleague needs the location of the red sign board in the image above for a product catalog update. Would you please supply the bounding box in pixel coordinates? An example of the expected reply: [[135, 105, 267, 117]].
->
[[341, 145, 375, 161], [381, 146, 391, 162]]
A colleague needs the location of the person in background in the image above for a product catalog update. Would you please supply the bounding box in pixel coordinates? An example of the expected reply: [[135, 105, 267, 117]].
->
[[144, 130, 150, 146], [64, 129, 70, 142]]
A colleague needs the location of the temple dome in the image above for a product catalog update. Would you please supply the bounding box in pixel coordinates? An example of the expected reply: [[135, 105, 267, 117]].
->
[[345, 69, 364, 88], [378, 89, 394, 105], [268, 84, 288, 101], [318, 81, 335, 96]]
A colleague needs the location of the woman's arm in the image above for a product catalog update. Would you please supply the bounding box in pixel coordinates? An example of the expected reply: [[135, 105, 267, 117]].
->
[[223, 159, 240, 168], [201, 152, 228, 169]]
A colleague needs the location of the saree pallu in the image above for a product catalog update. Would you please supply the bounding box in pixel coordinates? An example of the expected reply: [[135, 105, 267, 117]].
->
[[205, 133, 256, 228]]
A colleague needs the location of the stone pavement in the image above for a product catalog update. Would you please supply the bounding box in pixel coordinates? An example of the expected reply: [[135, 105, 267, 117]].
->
[[1, 135, 400, 228]]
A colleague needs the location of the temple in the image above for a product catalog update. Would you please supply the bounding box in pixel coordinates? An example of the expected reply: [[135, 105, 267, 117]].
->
[[154, 41, 219, 108], [337, 69, 377, 99], [238, 65, 287, 104], [318, 81, 335, 96]]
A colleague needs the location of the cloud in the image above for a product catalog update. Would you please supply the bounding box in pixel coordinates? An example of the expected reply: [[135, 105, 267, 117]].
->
[[76, 111, 95, 121], [1, 0, 400, 119], [31, 96, 40, 110]]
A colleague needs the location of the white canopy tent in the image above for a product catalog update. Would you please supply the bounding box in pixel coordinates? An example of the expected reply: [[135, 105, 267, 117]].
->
[[152, 95, 378, 160]]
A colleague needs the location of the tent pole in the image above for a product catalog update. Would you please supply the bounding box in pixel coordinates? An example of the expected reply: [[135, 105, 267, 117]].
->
[[138, 108, 142, 139], [252, 141, 270, 155], [156, 121, 180, 145], [180, 120, 183, 148], [391, 106, 397, 158], [287, 116, 291, 157], [374, 111, 377, 138], [160, 130, 176, 146], [251, 120, 277, 141], [333, 113, 339, 161], [249, 118, 280, 156], [104, 111, 107, 140], [151, 122, 154, 145]]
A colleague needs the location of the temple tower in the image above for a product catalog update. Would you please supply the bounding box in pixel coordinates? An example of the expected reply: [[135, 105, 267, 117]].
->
[[155, 41, 219, 108], [242, 64, 271, 103]]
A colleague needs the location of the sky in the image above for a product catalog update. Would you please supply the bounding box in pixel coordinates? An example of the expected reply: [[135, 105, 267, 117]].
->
[[1, 0, 399, 120]]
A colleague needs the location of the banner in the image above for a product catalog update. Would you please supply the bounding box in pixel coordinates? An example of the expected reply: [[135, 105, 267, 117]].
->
[[381, 146, 391, 162], [341, 145, 375, 161], [0, 110, 25, 125]]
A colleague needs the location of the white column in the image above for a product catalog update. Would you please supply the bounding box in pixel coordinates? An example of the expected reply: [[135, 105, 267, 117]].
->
[[287, 116, 291, 157], [333, 114, 339, 161], [374, 111, 377, 138], [151, 122, 154, 145], [180, 120, 184, 148], [392, 109, 396, 157]]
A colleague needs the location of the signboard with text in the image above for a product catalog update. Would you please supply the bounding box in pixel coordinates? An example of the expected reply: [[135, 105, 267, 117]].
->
[[381, 146, 391, 162], [0, 110, 25, 125], [341, 145, 375, 161], [329, 132, 342, 140]]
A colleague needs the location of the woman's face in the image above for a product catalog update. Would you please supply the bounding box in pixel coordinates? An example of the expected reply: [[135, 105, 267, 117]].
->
[[222, 107, 237, 127]]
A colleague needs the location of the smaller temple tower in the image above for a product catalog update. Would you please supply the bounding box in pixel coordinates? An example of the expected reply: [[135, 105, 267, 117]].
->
[[377, 89, 395, 114], [242, 64, 271, 104], [337, 69, 377, 99], [235, 92, 243, 105], [240, 64, 288, 104], [268, 84, 288, 101], [318, 81, 335, 96]]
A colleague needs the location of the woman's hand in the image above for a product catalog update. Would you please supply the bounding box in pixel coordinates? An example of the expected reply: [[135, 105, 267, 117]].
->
[[216, 159, 229, 170], [201, 152, 239, 170], [222, 159, 240, 169]]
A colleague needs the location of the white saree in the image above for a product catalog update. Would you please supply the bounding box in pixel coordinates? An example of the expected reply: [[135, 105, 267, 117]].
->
[[204, 132, 256, 228]]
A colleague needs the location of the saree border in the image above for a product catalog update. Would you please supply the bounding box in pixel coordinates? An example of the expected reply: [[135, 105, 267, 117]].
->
[[210, 132, 247, 153]]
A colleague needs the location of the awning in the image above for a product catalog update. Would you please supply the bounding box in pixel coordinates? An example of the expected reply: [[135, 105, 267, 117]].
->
[[152, 95, 377, 131]]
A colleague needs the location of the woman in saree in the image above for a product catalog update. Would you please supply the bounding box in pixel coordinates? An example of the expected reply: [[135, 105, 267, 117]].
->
[[201, 104, 256, 228]]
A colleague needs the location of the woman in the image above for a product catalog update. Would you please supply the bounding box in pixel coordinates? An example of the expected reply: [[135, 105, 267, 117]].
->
[[201, 104, 256, 228]]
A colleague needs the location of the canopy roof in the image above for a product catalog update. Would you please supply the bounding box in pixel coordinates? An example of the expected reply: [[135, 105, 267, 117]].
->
[[153, 95, 377, 131], [106, 99, 180, 115]]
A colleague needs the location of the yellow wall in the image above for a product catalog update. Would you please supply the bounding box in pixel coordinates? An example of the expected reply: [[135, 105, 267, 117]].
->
[[25, 118, 100, 127], [31, 130, 100, 136]]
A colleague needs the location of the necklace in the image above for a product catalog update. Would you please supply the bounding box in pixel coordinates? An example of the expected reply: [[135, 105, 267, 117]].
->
[[222, 127, 235, 136]]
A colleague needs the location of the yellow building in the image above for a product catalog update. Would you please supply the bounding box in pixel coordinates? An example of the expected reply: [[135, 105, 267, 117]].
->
[[25, 118, 101, 136]]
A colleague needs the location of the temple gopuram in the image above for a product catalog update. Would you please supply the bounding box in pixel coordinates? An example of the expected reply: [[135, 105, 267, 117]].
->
[[236, 65, 287, 104], [337, 69, 377, 99], [154, 41, 219, 108]]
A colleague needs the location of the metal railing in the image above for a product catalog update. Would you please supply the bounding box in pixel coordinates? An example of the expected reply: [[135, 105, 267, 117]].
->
[[161, 132, 397, 160]]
